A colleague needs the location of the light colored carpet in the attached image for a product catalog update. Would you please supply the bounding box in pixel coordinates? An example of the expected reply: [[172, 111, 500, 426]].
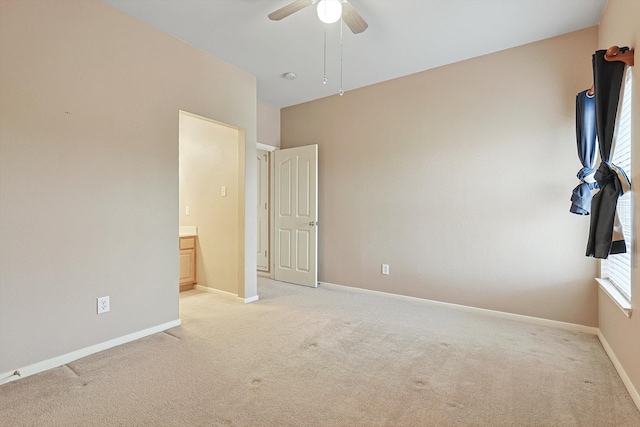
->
[[1, 278, 639, 426]]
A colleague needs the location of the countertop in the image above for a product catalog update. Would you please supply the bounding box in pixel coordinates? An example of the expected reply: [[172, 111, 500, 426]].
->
[[179, 225, 198, 238]]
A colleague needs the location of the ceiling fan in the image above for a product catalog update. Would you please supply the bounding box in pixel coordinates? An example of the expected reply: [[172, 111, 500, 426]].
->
[[268, 0, 368, 34]]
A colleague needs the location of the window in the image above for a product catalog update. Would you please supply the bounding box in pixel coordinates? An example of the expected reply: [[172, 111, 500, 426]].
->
[[603, 68, 633, 302]]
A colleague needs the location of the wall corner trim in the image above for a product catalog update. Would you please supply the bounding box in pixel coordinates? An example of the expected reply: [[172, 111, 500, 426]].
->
[[0, 319, 182, 386], [597, 330, 640, 412], [318, 281, 599, 335], [238, 295, 260, 304]]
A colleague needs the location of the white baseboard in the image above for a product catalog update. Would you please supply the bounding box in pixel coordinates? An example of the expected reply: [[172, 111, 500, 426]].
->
[[0, 319, 181, 386], [597, 331, 640, 411], [238, 295, 260, 304], [318, 281, 599, 335], [195, 285, 237, 301], [317, 283, 640, 409], [195, 285, 259, 304], [323, 281, 640, 411]]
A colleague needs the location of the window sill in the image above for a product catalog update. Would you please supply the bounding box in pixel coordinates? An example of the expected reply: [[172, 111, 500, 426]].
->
[[596, 278, 632, 318]]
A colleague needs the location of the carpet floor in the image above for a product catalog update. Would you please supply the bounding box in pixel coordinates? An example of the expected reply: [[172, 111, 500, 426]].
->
[[1, 278, 639, 426]]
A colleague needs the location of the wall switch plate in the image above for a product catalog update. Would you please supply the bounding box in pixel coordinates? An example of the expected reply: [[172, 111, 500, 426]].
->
[[186, 205, 190, 216], [382, 264, 390, 275], [221, 186, 227, 197], [97, 296, 110, 314]]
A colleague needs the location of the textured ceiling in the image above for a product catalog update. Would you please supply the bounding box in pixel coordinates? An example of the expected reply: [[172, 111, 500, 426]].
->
[[104, 0, 606, 108]]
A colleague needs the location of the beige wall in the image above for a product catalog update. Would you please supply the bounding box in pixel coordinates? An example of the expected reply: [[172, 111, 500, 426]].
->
[[257, 99, 281, 148], [0, 0, 257, 374], [179, 112, 240, 294], [282, 27, 599, 326], [597, 0, 640, 402]]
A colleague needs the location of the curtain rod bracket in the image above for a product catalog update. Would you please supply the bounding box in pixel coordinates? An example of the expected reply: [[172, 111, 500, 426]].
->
[[604, 45, 634, 66]]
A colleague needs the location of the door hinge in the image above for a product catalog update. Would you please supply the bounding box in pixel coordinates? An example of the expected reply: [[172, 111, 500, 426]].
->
[[265, 250, 267, 257]]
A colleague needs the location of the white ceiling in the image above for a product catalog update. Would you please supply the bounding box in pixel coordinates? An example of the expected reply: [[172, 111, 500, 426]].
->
[[104, 0, 606, 108]]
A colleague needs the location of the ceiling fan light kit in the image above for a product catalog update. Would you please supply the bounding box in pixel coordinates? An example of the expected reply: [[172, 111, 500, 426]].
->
[[317, 0, 342, 24], [268, 0, 367, 34], [269, 0, 368, 97]]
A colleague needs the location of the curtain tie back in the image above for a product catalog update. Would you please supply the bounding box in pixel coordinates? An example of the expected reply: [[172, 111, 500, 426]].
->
[[577, 167, 596, 183], [571, 167, 600, 215], [595, 162, 617, 187], [611, 164, 631, 195], [595, 162, 630, 197], [570, 182, 596, 215]]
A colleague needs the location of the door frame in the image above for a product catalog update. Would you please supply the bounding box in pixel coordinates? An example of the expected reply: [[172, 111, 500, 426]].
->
[[179, 110, 257, 304], [257, 142, 276, 277]]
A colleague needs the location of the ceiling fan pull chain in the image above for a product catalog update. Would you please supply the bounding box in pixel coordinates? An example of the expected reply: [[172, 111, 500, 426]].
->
[[323, 24, 328, 84], [339, 16, 344, 96]]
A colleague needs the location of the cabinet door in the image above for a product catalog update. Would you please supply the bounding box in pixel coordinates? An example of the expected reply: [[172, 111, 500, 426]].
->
[[179, 237, 197, 290]]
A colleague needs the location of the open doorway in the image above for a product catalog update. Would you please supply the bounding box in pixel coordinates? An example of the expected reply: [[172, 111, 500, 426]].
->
[[256, 143, 276, 276], [256, 144, 319, 287], [178, 111, 246, 304]]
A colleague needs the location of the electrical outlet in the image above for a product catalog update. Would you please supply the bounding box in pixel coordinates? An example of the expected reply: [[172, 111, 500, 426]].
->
[[382, 264, 390, 275], [221, 186, 227, 197], [97, 296, 110, 314]]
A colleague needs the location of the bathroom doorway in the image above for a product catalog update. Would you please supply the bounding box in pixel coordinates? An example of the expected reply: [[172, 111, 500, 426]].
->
[[178, 111, 244, 300]]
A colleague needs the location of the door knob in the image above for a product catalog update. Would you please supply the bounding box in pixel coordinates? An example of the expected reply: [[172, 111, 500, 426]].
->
[[309, 221, 317, 226]]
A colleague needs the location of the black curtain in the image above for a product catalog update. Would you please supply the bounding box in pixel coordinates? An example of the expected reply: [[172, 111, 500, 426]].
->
[[585, 50, 627, 258], [570, 90, 597, 215]]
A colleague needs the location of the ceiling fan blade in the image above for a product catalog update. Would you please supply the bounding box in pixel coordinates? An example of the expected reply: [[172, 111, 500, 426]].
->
[[268, 0, 315, 21], [342, 1, 368, 34]]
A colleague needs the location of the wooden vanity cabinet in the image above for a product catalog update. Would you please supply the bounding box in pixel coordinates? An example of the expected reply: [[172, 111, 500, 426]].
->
[[179, 236, 197, 291]]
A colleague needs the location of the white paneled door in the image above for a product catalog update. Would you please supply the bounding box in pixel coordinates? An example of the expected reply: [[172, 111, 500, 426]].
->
[[274, 145, 318, 287]]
